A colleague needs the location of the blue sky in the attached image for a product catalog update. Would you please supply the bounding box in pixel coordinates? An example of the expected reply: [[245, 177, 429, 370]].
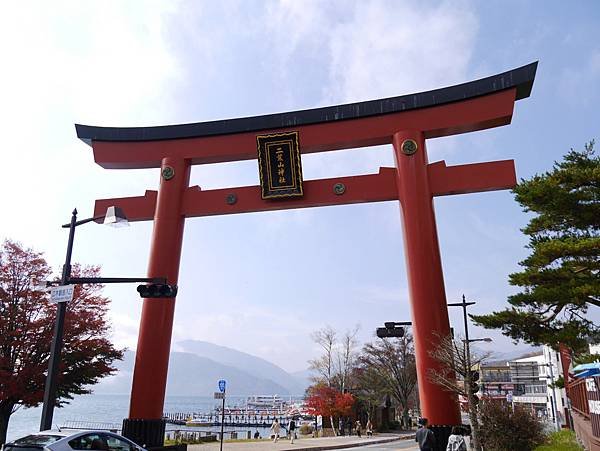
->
[[1, 1, 599, 374]]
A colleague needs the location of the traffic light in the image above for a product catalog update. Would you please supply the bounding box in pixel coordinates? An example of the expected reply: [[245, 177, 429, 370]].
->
[[136, 283, 178, 298], [376, 326, 405, 338], [376, 321, 411, 338]]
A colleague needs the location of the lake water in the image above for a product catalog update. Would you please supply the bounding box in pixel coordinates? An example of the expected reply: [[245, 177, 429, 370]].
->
[[7, 394, 276, 442]]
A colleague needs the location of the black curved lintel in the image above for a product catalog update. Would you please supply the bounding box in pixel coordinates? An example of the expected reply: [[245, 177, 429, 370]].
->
[[76, 61, 537, 145]]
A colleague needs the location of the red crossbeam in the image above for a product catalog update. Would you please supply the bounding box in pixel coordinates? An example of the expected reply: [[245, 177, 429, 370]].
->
[[428, 160, 516, 196], [94, 160, 516, 220], [182, 168, 398, 217], [94, 190, 157, 222]]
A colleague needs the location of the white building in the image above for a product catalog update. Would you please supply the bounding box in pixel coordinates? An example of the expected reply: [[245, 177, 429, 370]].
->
[[509, 347, 566, 429]]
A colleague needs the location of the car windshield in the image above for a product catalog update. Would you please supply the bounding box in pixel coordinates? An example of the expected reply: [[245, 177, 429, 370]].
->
[[9, 435, 64, 447]]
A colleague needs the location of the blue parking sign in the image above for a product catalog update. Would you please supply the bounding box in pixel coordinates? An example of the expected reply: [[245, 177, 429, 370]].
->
[[218, 379, 226, 393]]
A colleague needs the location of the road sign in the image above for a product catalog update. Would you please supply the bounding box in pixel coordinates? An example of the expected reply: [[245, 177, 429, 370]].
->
[[214, 392, 225, 399], [506, 392, 513, 403], [218, 379, 226, 393], [49, 285, 74, 304]]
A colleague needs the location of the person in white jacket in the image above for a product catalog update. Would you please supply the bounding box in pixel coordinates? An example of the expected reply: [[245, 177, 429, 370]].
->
[[446, 426, 467, 451], [270, 418, 281, 442]]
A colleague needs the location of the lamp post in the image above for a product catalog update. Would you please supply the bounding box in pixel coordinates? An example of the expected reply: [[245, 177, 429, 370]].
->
[[447, 295, 482, 450], [40, 206, 128, 431]]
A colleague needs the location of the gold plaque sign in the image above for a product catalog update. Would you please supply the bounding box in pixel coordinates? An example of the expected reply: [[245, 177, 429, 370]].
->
[[256, 131, 304, 199]]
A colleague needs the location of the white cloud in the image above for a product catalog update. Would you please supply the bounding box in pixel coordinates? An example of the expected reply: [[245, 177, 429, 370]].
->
[[325, 1, 478, 103], [109, 310, 142, 351], [0, 2, 181, 268], [260, 0, 479, 177]]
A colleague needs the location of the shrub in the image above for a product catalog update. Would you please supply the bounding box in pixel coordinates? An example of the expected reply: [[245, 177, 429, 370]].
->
[[534, 430, 583, 451], [478, 400, 545, 451], [299, 424, 313, 435], [388, 420, 400, 430]]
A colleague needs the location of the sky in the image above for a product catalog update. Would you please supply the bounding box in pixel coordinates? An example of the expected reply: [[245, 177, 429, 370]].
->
[[0, 0, 599, 377]]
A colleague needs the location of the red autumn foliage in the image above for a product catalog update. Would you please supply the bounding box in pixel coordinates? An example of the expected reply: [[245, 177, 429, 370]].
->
[[305, 384, 355, 418], [0, 240, 123, 443]]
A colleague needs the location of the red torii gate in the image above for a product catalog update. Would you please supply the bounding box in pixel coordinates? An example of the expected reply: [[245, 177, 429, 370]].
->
[[77, 62, 537, 446]]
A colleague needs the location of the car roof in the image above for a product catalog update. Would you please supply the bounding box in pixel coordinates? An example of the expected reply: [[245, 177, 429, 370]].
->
[[38, 429, 95, 436], [29, 430, 74, 437]]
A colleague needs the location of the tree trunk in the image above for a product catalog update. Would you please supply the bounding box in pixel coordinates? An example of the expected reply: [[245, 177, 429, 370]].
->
[[329, 416, 337, 436], [0, 402, 15, 445], [402, 407, 410, 430], [466, 393, 481, 450]]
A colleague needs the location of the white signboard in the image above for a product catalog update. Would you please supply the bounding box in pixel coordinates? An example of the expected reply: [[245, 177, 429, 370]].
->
[[49, 285, 74, 304], [587, 378, 597, 392]]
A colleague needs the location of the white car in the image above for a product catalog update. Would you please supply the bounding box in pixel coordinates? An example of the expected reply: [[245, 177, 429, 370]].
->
[[2, 430, 146, 451]]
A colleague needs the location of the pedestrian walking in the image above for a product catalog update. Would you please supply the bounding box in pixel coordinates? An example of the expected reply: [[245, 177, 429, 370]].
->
[[446, 426, 467, 451], [355, 420, 362, 437], [270, 418, 281, 442], [289, 418, 297, 444], [366, 419, 373, 437], [415, 418, 436, 451]]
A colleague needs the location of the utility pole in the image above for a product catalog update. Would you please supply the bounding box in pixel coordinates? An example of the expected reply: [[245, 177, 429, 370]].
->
[[448, 295, 480, 451], [40, 209, 77, 431]]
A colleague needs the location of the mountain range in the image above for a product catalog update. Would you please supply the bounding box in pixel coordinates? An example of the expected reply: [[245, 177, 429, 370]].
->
[[92, 340, 536, 396], [93, 340, 312, 396]]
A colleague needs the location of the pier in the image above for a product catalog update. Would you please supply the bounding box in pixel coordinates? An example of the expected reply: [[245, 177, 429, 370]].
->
[[163, 412, 292, 428]]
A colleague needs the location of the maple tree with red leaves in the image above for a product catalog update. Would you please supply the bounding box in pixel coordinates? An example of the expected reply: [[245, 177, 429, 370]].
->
[[305, 384, 355, 435], [0, 240, 123, 443]]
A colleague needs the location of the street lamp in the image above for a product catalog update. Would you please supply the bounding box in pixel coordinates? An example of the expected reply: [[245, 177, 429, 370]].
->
[[40, 207, 128, 431]]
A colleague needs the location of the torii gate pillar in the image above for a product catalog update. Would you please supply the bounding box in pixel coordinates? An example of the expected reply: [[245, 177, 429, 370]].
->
[[121, 158, 191, 445], [393, 130, 459, 424]]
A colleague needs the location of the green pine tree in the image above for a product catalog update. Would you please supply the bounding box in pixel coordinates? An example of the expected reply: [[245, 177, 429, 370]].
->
[[472, 141, 600, 353]]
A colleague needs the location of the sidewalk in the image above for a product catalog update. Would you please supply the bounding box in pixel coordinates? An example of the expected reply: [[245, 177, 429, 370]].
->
[[187, 432, 414, 450]]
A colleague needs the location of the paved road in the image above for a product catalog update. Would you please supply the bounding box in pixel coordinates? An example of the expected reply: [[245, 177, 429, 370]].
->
[[351, 441, 419, 450], [187, 433, 415, 450]]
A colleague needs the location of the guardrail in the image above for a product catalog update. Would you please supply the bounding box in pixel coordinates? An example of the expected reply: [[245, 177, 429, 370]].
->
[[165, 430, 252, 442], [566, 378, 589, 418], [60, 420, 122, 431]]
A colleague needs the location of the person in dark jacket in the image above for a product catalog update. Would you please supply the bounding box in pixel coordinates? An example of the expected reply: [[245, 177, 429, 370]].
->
[[289, 418, 297, 444], [415, 418, 436, 451]]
